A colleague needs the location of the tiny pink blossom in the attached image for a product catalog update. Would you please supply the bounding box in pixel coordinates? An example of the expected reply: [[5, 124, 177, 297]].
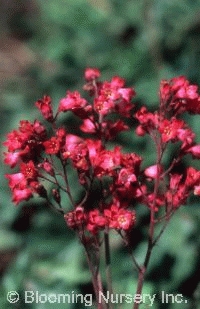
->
[[186, 144, 200, 158], [144, 165, 161, 179], [3, 152, 20, 168], [59, 91, 87, 112], [80, 119, 96, 133], [194, 185, 200, 195], [12, 187, 33, 205], [84, 68, 100, 81]]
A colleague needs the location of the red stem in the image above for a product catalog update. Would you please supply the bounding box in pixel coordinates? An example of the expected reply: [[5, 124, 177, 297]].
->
[[133, 128, 163, 309]]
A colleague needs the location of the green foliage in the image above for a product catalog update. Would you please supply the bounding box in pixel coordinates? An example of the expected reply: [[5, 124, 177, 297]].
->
[[1, 0, 200, 308]]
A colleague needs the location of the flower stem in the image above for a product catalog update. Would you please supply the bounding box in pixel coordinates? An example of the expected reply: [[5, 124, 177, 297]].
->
[[104, 229, 113, 309], [133, 124, 163, 309], [83, 239, 106, 309]]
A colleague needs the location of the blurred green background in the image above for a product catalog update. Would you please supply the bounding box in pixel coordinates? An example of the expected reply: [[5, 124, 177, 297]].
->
[[1, 0, 200, 308]]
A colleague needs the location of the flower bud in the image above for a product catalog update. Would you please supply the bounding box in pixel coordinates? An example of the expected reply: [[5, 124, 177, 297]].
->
[[144, 164, 162, 179]]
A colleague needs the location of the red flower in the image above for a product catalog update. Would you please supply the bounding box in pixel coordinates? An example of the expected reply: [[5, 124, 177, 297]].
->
[[144, 164, 162, 179], [110, 76, 125, 88], [84, 68, 100, 81], [104, 205, 135, 231], [146, 193, 165, 211], [171, 76, 188, 92], [159, 118, 185, 143], [3, 130, 28, 152], [94, 96, 114, 116], [64, 206, 86, 229], [80, 118, 96, 133], [3, 120, 47, 167], [117, 168, 137, 188], [63, 134, 89, 170], [176, 84, 198, 100], [86, 139, 103, 165], [20, 160, 38, 180], [118, 87, 135, 102], [100, 80, 123, 101], [86, 210, 106, 234], [58, 91, 87, 112], [3, 152, 20, 168], [135, 107, 158, 135], [6, 173, 26, 189], [103, 120, 129, 140], [64, 134, 87, 156], [35, 95, 53, 121], [169, 174, 182, 191], [12, 187, 33, 205], [4, 67, 200, 233], [38, 159, 54, 176], [185, 167, 200, 188], [194, 185, 200, 195], [178, 128, 195, 149], [186, 144, 200, 158], [160, 76, 200, 114], [93, 147, 121, 176], [121, 153, 142, 171], [5, 173, 34, 205], [114, 99, 133, 117], [32, 120, 47, 137], [43, 137, 61, 154], [166, 185, 188, 208]]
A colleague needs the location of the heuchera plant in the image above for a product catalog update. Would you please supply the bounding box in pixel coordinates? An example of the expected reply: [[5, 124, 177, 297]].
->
[[3, 68, 200, 309]]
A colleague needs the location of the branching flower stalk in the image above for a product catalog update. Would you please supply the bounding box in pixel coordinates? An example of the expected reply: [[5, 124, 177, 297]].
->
[[3, 68, 200, 309], [132, 94, 169, 309]]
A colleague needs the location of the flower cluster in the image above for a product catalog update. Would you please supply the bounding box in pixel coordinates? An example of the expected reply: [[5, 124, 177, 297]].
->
[[64, 204, 136, 235], [135, 75, 200, 209], [3, 69, 200, 236]]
